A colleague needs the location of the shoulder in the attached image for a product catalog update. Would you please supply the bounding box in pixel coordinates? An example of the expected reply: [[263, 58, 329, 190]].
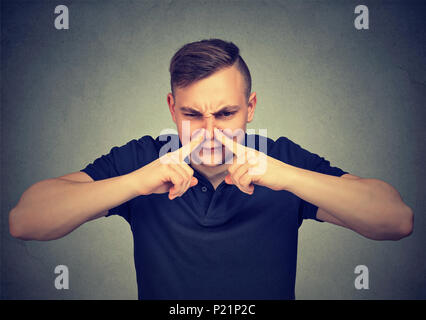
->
[[265, 136, 293, 154], [123, 133, 181, 156], [113, 135, 158, 156], [105, 135, 161, 169], [248, 134, 298, 157], [255, 134, 316, 168]]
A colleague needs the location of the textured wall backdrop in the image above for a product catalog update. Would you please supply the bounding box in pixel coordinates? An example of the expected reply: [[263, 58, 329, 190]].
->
[[1, 0, 425, 299]]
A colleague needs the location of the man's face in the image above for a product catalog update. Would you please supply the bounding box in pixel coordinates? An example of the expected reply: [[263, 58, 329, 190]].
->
[[167, 64, 257, 166]]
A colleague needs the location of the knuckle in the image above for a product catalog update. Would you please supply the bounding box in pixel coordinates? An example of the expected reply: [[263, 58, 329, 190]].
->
[[242, 178, 250, 187], [160, 163, 170, 173], [239, 178, 247, 187], [181, 169, 191, 180], [248, 157, 258, 165]]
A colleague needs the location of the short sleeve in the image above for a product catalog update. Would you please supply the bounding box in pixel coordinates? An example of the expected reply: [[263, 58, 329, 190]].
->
[[271, 137, 348, 226], [296, 145, 349, 226], [80, 136, 156, 223]]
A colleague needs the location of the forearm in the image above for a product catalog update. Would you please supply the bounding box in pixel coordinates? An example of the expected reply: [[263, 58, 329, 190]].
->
[[283, 165, 413, 239], [9, 174, 137, 241]]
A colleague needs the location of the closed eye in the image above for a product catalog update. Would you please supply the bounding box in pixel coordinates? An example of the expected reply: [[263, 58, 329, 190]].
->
[[215, 111, 236, 118], [183, 112, 236, 118], [183, 113, 202, 118]]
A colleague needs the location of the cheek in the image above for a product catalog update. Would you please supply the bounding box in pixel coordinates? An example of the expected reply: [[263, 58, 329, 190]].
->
[[228, 112, 247, 126], [177, 119, 196, 134], [177, 119, 191, 145]]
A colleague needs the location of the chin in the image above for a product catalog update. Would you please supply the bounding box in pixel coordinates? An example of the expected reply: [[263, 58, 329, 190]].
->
[[197, 155, 224, 166], [199, 161, 223, 167]]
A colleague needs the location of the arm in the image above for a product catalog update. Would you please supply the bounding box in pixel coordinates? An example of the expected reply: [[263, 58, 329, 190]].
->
[[214, 129, 413, 241], [9, 172, 138, 241], [283, 167, 414, 241], [9, 131, 206, 241]]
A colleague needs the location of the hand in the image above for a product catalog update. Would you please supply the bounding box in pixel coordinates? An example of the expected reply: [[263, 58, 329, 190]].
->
[[130, 129, 205, 200], [214, 128, 291, 194]]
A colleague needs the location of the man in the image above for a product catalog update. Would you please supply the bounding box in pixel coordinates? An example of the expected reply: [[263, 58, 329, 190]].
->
[[9, 39, 413, 299]]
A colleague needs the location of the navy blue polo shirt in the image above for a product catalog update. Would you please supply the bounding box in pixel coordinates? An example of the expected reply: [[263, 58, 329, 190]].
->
[[81, 133, 348, 300]]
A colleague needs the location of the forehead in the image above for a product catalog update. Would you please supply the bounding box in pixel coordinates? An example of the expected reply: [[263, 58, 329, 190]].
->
[[174, 64, 246, 112]]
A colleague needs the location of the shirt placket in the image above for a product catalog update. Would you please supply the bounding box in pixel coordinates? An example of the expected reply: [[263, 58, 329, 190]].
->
[[191, 169, 228, 220]]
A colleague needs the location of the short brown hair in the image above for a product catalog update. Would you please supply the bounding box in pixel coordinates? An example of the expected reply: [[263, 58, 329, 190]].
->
[[169, 39, 252, 101]]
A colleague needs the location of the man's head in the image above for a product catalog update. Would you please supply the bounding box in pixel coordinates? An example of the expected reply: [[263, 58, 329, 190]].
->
[[167, 39, 257, 167]]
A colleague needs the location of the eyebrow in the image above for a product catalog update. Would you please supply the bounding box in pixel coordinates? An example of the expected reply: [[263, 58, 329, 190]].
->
[[180, 105, 240, 115]]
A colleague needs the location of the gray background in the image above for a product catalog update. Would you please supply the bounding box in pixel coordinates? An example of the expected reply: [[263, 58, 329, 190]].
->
[[1, 0, 425, 299]]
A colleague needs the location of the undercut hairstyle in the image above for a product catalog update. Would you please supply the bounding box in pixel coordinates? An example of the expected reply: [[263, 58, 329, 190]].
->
[[169, 38, 252, 102]]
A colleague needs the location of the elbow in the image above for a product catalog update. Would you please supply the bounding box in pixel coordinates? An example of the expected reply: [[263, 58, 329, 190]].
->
[[376, 206, 414, 241], [9, 207, 36, 241], [362, 206, 414, 241], [9, 207, 26, 240], [394, 206, 414, 240], [9, 207, 63, 241]]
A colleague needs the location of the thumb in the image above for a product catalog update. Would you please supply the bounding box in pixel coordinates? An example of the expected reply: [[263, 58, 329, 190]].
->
[[224, 174, 233, 184], [190, 177, 198, 187]]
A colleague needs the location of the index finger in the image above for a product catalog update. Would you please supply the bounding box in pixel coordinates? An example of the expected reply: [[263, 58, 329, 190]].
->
[[179, 129, 206, 160], [214, 128, 246, 158]]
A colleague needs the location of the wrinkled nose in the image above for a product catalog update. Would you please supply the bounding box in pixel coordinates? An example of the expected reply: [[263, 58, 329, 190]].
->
[[202, 116, 220, 148]]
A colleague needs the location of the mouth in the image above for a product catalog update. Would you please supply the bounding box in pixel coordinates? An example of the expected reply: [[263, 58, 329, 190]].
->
[[202, 147, 221, 152], [201, 145, 224, 154], [201, 142, 222, 150]]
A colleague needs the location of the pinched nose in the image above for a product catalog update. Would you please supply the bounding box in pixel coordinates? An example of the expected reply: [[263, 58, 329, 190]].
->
[[194, 126, 244, 149], [201, 141, 222, 149], [204, 124, 215, 141], [198, 126, 215, 148]]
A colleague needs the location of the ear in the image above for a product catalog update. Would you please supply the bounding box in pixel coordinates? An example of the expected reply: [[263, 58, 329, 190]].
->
[[246, 92, 257, 123], [167, 93, 177, 124]]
